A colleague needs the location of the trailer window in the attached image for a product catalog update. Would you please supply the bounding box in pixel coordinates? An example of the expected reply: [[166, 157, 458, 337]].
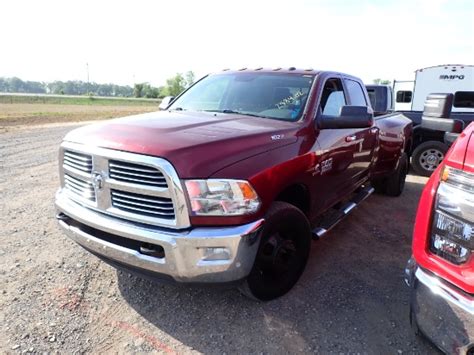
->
[[453, 91, 474, 108], [396, 91, 412, 103]]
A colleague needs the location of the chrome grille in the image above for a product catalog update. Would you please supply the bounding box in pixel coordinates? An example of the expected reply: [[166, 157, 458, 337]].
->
[[63, 150, 93, 173], [109, 160, 168, 188], [111, 190, 175, 219], [59, 142, 190, 229], [64, 173, 95, 201]]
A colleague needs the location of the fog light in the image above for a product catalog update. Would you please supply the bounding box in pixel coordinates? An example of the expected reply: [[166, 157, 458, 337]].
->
[[202, 247, 231, 261], [430, 234, 469, 264]]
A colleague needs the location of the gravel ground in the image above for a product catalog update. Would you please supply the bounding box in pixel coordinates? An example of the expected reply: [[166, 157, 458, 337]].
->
[[1, 121, 439, 354]]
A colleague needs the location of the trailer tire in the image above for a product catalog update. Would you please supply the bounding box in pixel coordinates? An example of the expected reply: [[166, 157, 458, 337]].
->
[[238, 201, 311, 301], [412, 141, 448, 177]]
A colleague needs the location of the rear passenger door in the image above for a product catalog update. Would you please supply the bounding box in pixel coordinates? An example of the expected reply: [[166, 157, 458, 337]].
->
[[342, 78, 377, 180], [311, 77, 376, 214]]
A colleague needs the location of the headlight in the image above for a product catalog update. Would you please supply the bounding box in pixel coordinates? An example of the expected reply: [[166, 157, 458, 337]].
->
[[184, 179, 261, 216], [430, 166, 474, 264]]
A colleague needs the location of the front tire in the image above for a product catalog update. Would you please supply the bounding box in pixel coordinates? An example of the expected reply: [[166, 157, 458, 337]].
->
[[239, 201, 311, 301], [412, 141, 448, 176]]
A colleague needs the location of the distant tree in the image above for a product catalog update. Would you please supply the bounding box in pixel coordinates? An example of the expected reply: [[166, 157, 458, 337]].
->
[[1, 76, 134, 97], [373, 78, 392, 85], [185, 71, 195, 88], [134, 83, 145, 98]]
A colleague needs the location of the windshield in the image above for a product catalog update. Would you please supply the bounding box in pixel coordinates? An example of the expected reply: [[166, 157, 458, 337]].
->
[[168, 73, 315, 121]]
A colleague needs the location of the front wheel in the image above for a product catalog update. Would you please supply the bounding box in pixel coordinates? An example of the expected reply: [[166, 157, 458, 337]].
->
[[412, 141, 448, 176], [239, 201, 311, 301]]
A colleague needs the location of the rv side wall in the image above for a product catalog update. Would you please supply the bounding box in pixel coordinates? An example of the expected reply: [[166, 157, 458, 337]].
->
[[412, 66, 474, 112]]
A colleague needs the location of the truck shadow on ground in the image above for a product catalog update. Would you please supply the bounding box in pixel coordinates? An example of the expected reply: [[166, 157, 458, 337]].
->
[[117, 177, 440, 354]]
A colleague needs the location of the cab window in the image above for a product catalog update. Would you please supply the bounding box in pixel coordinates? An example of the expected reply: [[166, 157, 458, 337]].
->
[[344, 79, 367, 106], [321, 78, 346, 116]]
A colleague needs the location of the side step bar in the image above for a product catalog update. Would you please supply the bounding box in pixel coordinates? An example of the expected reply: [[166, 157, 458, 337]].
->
[[312, 185, 375, 240]]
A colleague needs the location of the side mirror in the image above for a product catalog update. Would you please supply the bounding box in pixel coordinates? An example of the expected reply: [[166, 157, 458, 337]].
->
[[319, 106, 374, 129], [422, 93, 453, 118], [421, 93, 463, 133], [158, 96, 175, 111]]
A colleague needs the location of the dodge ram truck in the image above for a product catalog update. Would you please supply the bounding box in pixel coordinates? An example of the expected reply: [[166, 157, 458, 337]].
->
[[405, 122, 474, 354], [55, 68, 413, 300]]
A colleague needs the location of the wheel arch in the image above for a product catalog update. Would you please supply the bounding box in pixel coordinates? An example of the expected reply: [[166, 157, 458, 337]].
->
[[275, 183, 311, 217]]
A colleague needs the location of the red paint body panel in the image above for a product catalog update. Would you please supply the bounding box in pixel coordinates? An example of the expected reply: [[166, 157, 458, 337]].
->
[[65, 111, 299, 178], [63, 70, 413, 228], [413, 122, 474, 294]]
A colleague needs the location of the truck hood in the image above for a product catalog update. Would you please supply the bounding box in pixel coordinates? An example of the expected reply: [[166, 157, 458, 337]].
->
[[64, 110, 299, 178]]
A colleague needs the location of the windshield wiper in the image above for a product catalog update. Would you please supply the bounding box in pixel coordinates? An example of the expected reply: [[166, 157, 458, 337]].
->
[[202, 109, 269, 118]]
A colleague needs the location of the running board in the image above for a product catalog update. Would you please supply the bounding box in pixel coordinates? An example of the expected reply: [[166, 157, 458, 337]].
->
[[312, 186, 374, 240]]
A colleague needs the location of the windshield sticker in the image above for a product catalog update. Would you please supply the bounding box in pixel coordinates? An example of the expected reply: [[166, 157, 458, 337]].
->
[[276, 90, 304, 109]]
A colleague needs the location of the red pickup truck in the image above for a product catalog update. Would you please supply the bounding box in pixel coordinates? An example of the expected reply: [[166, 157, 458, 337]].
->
[[55, 68, 412, 300], [406, 122, 474, 354]]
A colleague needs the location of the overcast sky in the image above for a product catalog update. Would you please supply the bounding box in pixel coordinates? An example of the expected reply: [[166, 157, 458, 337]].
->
[[1, 0, 473, 86]]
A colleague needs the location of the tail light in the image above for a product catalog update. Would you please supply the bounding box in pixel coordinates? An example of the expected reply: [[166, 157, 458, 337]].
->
[[429, 166, 474, 264]]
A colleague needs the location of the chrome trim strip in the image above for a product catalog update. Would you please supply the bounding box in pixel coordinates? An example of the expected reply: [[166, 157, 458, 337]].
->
[[415, 267, 474, 314]]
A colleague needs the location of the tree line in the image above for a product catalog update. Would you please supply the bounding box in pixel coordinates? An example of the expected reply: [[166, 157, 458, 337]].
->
[[0, 71, 195, 98]]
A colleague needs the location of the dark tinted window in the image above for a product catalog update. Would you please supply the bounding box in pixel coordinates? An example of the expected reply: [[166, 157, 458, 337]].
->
[[396, 90, 412, 103], [321, 78, 346, 116], [454, 91, 474, 108], [345, 79, 367, 106]]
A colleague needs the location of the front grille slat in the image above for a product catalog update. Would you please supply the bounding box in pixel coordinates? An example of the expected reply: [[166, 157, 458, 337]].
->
[[109, 160, 168, 188], [112, 196, 174, 210], [109, 162, 157, 173], [63, 150, 93, 173], [111, 191, 173, 206], [109, 168, 167, 181], [111, 189, 175, 220], [113, 202, 175, 216], [64, 173, 95, 201]]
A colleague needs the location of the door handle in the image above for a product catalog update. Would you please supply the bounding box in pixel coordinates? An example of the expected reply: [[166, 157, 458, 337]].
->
[[345, 135, 357, 142]]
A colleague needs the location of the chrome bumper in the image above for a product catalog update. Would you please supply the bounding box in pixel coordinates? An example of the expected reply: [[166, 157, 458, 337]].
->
[[55, 191, 264, 283], [405, 259, 474, 354]]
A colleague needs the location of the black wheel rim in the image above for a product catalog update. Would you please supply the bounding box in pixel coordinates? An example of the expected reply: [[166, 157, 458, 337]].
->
[[255, 231, 303, 287]]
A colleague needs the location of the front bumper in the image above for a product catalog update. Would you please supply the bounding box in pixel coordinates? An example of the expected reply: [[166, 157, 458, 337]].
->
[[55, 191, 264, 283], [405, 259, 474, 354]]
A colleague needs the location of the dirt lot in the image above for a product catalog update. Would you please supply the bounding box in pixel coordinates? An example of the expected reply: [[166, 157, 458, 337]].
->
[[1, 119, 439, 354], [0, 103, 157, 127]]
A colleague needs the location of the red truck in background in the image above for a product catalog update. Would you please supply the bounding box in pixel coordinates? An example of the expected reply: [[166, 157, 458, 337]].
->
[[55, 68, 412, 300], [405, 121, 474, 354]]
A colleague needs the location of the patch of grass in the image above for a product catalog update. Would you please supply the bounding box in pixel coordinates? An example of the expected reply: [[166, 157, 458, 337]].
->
[[0, 94, 161, 106]]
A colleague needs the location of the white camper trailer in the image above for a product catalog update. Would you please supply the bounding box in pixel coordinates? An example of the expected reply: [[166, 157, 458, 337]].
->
[[394, 64, 474, 113]]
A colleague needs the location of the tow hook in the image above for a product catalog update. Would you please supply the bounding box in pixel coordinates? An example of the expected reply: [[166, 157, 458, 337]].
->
[[56, 213, 71, 222], [404, 256, 417, 287]]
